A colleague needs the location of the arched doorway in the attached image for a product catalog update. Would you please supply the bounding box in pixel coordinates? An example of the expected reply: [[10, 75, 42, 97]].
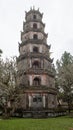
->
[[33, 34, 38, 40], [33, 23, 37, 29], [33, 46, 39, 53], [32, 61, 40, 69], [33, 77, 41, 86]]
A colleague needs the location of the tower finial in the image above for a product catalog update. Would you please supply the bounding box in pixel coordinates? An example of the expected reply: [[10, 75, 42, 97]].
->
[[33, 6, 35, 10], [30, 7, 32, 10]]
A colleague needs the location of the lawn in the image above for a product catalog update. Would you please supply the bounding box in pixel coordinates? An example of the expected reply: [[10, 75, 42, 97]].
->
[[0, 116, 73, 130]]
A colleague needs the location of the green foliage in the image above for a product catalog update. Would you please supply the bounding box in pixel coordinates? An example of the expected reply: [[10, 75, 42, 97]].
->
[[0, 117, 73, 130], [0, 56, 17, 117], [0, 49, 2, 57], [61, 51, 73, 66], [56, 51, 73, 67], [56, 51, 73, 112]]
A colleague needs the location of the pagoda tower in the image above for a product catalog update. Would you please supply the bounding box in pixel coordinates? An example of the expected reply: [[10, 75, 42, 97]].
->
[[16, 8, 57, 116]]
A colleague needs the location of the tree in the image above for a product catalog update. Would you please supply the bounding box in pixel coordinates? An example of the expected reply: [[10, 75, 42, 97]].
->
[[0, 49, 2, 57], [56, 51, 73, 113], [0, 55, 17, 118]]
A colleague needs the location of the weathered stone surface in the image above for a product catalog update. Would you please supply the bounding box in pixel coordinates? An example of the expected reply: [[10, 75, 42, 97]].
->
[[16, 8, 57, 113]]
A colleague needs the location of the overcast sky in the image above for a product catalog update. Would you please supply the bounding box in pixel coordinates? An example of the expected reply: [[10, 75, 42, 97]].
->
[[0, 0, 73, 63]]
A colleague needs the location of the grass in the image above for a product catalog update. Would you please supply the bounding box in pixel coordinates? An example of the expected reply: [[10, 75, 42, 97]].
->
[[0, 116, 73, 130]]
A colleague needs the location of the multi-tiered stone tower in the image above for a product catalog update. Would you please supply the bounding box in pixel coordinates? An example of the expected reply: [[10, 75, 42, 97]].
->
[[16, 8, 57, 116]]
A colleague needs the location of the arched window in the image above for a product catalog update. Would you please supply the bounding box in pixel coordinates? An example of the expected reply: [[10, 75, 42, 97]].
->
[[33, 77, 41, 86], [32, 61, 40, 69], [33, 15, 36, 19], [33, 34, 38, 40], [33, 23, 37, 29], [33, 46, 39, 52]]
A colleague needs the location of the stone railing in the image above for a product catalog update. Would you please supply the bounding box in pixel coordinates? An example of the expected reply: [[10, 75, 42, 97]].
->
[[20, 38, 46, 45], [24, 27, 44, 33]]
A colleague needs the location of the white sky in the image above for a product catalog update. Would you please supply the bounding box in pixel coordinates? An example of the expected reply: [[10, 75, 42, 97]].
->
[[0, 0, 73, 64]]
